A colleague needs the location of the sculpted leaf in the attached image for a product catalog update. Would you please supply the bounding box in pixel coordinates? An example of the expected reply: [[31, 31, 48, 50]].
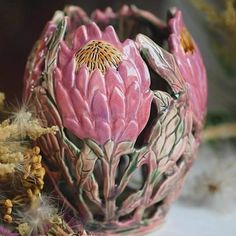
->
[[45, 17, 67, 99], [119, 190, 143, 216], [75, 143, 97, 186], [147, 91, 189, 170], [136, 34, 186, 96], [83, 175, 102, 207]]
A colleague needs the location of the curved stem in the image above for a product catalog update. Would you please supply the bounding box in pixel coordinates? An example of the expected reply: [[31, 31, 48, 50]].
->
[[102, 156, 119, 222], [116, 153, 139, 196]]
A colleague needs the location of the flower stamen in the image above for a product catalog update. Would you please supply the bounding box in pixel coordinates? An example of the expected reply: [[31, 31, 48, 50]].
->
[[180, 27, 195, 54], [75, 40, 122, 74]]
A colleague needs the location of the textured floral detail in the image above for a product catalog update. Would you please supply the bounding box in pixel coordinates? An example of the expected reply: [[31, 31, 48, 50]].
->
[[54, 22, 152, 145], [168, 9, 207, 125]]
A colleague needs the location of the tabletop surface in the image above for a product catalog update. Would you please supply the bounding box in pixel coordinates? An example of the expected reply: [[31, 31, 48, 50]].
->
[[148, 201, 236, 236]]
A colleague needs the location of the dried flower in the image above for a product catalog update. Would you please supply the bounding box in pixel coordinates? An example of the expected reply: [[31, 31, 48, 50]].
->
[[15, 195, 57, 235], [0, 92, 5, 111], [9, 107, 58, 140], [0, 107, 57, 178], [16, 223, 29, 236], [16, 195, 78, 236], [181, 143, 236, 212], [0, 105, 58, 226], [192, 0, 236, 71]]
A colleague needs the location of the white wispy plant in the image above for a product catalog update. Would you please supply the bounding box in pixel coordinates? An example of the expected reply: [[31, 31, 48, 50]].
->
[[181, 143, 236, 212], [16, 195, 58, 235]]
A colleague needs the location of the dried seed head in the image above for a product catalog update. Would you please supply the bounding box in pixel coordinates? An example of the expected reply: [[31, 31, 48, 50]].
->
[[4, 199, 13, 208], [33, 146, 40, 155], [3, 214, 12, 223]]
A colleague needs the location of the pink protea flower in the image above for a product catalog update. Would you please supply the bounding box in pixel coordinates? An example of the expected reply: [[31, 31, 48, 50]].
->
[[54, 22, 152, 145], [168, 9, 207, 126]]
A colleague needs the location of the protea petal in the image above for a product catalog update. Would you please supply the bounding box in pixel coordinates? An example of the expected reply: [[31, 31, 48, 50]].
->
[[109, 87, 126, 120], [105, 68, 125, 97], [123, 39, 150, 91], [91, 91, 110, 123], [54, 80, 77, 121], [80, 116, 95, 139], [112, 118, 126, 141], [75, 65, 89, 96], [103, 26, 120, 44], [73, 25, 88, 50], [88, 69, 106, 103], [125, 81, 141, 119], [120, 120, 139, 141], [87, 22, 102, 39], [137, 92, 153, 127], [118, 60, 140, 89], [59, 41, 71, 68], [70, 87, 90, 118], [95, 119, 111, 144], [62, 58, 76, 89]]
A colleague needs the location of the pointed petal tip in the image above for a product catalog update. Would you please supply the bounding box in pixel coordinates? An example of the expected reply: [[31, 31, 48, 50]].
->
[[104, 25, 120, 44], [91, 67, 104, 79], [87, 22, 102, 39], [73, 25, 88, 49], [75, 65, 89, 95]]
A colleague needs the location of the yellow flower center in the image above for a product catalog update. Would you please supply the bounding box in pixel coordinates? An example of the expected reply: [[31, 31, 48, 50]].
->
[[180, 27, 195, 54], [75, 40, 123, 74]]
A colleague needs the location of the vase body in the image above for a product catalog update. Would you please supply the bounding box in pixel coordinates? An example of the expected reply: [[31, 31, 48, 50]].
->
[[23, 5, 207, 235]]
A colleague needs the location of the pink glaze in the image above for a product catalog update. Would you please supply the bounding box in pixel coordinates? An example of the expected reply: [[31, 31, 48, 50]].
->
[[168, 10, 208, 124]]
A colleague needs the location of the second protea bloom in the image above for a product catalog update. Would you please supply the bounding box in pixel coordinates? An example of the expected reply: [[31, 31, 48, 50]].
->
[[23, 4, 207, 235]]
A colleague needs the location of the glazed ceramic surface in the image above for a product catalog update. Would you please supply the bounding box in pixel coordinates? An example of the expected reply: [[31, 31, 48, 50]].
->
[[23, 5, 207, 235]]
